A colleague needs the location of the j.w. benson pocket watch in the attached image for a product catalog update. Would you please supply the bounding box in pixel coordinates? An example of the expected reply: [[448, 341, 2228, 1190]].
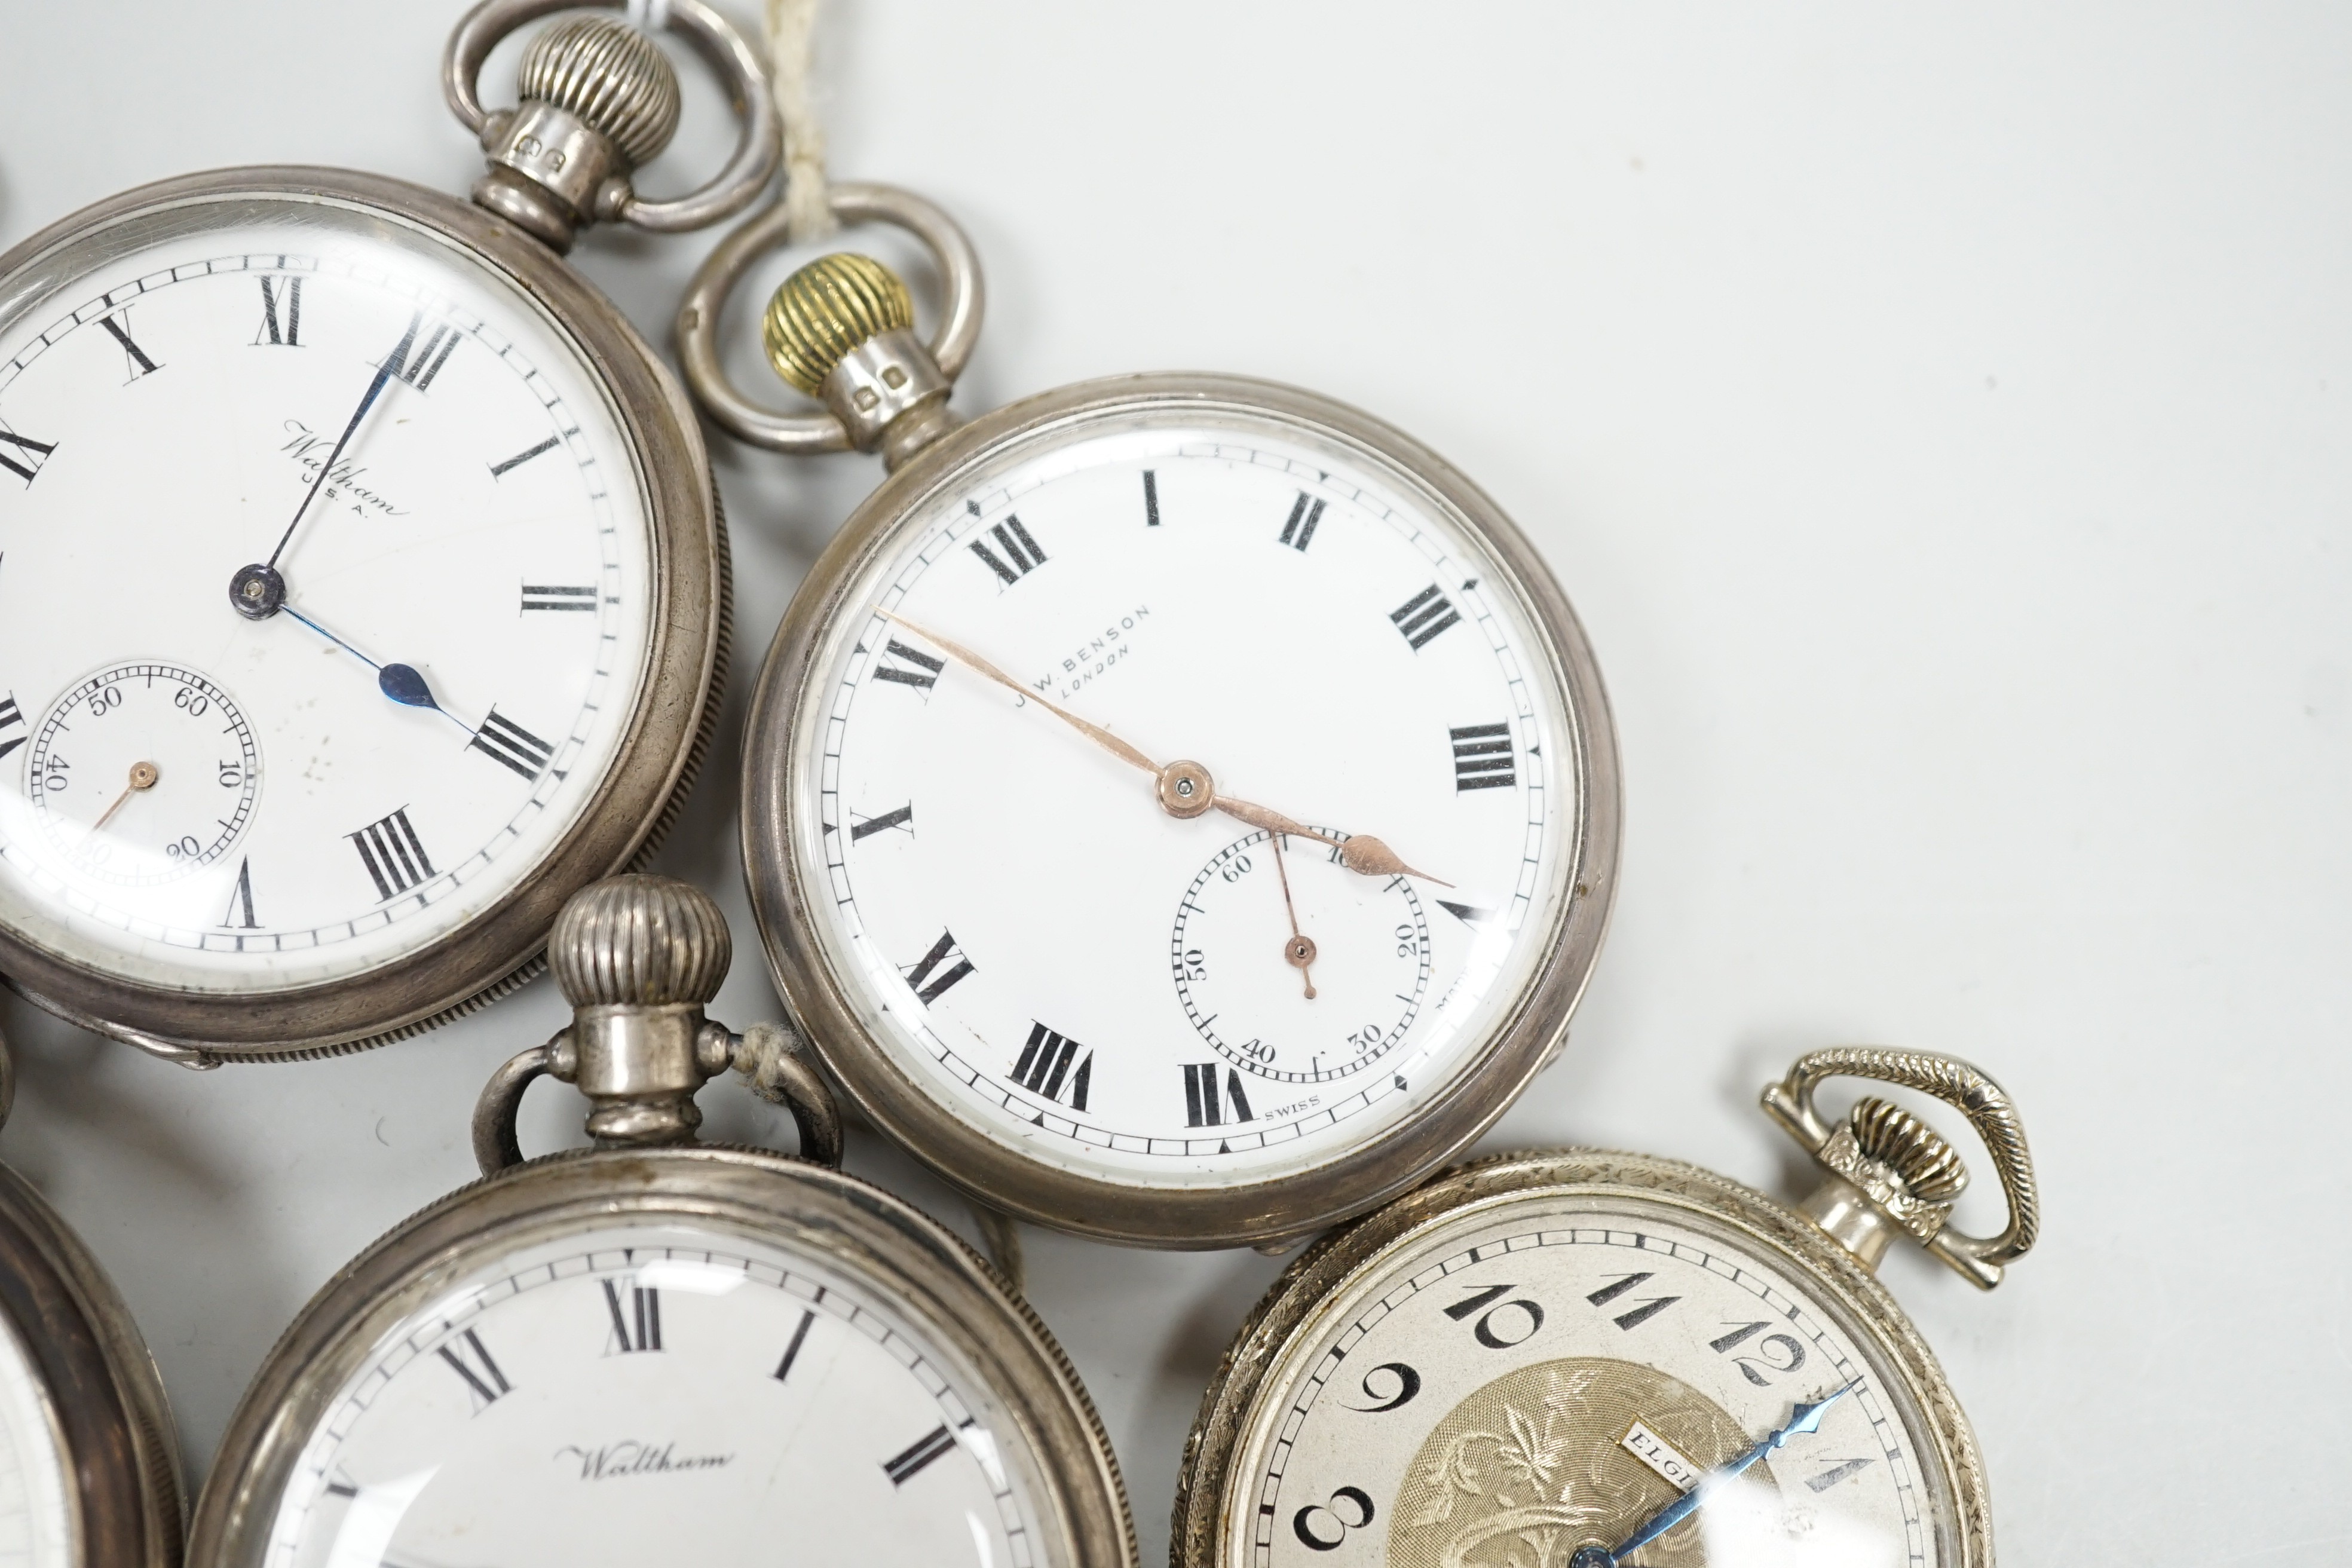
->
[[188, 875, 1135, 1568], [0, 1030, 183, 1567], [677, 189, 1622, 1249], [0, 0, 781, 1062], [1174, 1049, 2041, 1568]]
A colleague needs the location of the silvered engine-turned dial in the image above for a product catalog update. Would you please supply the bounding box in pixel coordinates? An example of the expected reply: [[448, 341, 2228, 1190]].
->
[[1178, 1054, 2041, 1568], [0, 169, 721, 1056], [1178, 1158, 1986, 1568]]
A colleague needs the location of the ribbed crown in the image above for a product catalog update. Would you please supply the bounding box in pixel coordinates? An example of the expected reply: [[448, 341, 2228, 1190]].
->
[[517, 15, 682, 169], [1848, 1096, 1969, 1203], [549, 875, 731, 1008], [762, 253, 916, 395]]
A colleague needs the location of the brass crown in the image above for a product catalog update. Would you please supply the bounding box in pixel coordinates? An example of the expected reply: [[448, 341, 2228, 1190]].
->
[[762, 253, 916, 396], [517, 14, 682, 169], [1848, 1095, 1969, 1203], [549, 874, 731, 1009]]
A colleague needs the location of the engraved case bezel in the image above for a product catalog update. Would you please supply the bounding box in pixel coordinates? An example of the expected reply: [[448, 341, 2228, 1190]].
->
[[1172, 1150, 1993, 1568]]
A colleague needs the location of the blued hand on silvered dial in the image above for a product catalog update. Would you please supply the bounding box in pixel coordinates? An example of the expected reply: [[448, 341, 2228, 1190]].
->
[[1571, 1382, 1862, 1568], [878, 611, 1450, 884]]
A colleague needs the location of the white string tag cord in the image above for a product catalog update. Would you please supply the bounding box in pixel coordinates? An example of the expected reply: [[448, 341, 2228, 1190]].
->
[[766, 0, 837, 241]]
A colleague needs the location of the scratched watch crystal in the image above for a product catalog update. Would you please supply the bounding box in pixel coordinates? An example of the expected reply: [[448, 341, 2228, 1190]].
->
[[264, 1222, 1048, 1567], [0, 198, 653, 999]]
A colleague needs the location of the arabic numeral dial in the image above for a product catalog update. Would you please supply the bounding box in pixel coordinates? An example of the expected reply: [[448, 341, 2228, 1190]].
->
[[1232, 1202, 1943, 1568]]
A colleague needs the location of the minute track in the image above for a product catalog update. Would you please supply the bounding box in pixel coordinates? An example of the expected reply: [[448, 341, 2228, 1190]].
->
[[813, 421, 1564, 1170], [0, 228, 646, 976]]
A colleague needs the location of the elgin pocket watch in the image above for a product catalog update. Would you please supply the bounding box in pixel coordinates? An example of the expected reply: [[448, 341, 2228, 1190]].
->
[[0, 1028, 183, 1566], [1173, 1048, 2041, 1568], [0, 0, 780, 1063], [678, 189, 1622, 1250], [187, 875, 1135, 1568]]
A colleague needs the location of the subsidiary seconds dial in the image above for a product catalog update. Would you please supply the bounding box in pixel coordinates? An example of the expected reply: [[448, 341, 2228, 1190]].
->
[[747, 372, 1620, 1247], [0, 183, 680, 1030], [1171, 828, 1431, 1085], [25, 663, 258, 887]]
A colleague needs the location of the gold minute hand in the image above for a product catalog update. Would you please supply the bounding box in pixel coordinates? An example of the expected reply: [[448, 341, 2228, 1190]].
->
[[878, 611, 1449, 885], [879, 610, 1160, 775]]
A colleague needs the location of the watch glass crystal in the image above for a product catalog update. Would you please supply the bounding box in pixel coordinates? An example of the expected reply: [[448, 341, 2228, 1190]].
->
[[266, 1221, 1048, 1566], [1224, 1193, 1957, 1568], [0, 191, 654, 996], [792, 407, 1584, 1189]]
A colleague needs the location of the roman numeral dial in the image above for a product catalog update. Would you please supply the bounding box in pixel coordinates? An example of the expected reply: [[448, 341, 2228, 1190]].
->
[[968, 512, 1046, 584], [254, 275, 302, 345], [602, 1279, 662, 1353], [349, 808, 434, 901], [0, 217, 664, 1007], [797, 419, 1587, 1180], [0, 425, 56, 485], [1013, 1023, 1093, 1111]]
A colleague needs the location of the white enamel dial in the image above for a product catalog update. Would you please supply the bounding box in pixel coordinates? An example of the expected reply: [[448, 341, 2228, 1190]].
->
[[0, 200, 653, 995], [792, 412, 1579, 1187], [1227, 1196, 1949, 1568], [0, 1305, 74, 1568], [267, 1223, 1048, 1568]]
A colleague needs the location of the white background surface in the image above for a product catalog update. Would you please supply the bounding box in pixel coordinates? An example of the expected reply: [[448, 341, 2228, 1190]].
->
[[1, 3, 2347, 1563]]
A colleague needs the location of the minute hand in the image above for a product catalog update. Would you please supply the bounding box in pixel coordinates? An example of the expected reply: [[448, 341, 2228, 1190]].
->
[[878, 612, 1445, 882], [261, 313, 425, 572], [1606, 1382, 1860, 1563]]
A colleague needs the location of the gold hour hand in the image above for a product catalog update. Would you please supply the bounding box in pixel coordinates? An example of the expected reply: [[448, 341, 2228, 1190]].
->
[[1215, 795, 1448, 886]]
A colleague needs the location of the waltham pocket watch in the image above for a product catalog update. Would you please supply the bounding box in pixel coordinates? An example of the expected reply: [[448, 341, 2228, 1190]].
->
[[679, 190, 1622, 1249], [1174, 1048, 2041, 1568], [0, 1028, 183, 1566], [187, 874, 1135, 1568], [0, 0, 780, 1063]]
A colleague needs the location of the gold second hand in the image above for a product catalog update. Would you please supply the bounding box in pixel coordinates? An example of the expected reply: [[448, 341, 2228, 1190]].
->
[[87, 760, 160, 838]]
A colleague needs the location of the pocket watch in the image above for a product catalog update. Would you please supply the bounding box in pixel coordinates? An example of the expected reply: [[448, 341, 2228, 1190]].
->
[[0, 0, 780, 1064], [0, 1028, 183, 1566], [186, 874, 1135, 1568], [1172, 1048, 2041, 1568], [677, 188, 1622, 1249]]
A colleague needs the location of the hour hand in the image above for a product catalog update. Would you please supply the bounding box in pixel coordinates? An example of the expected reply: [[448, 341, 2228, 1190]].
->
[[1211, 795, 1447, 884], [277, 602, 470, 731], [880, 612, 1450, 884]]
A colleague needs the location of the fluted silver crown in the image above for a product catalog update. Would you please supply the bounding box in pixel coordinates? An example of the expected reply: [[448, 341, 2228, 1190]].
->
[[516, 14, 682, 169], [549, 875, 731, 1008]]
